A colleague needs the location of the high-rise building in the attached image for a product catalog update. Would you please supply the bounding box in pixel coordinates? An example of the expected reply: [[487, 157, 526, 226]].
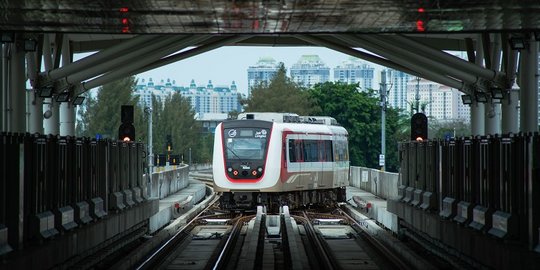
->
[[386, 69, 411, 111], [134, 78, 175, 108], [247, 57, 280, 95], [334, 57, 375, 90], [406, 78, 470, 122], [134, 79, 241, 115], [290, 55, 330, 87]]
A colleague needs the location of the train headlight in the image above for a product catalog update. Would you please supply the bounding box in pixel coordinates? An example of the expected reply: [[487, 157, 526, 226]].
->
[[227, 167, 233, 172], [257, 167, 263, 172], [251, 170, 257, 176], [233, 170, 238, 176]]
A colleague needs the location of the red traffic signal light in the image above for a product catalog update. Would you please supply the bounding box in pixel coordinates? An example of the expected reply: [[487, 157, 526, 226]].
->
[[411, 113, 428, 141], [118, 123, 135, 142]]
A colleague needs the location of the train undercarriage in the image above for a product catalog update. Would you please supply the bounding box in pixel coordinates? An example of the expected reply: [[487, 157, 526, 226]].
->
[[219, 187, 347, 211]]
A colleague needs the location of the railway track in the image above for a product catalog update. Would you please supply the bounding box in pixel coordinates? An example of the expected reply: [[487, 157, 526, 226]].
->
[[131, 204, 419, 270]]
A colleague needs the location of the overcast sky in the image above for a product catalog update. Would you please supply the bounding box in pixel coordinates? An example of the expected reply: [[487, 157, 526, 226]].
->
[[135, 46, 386, 96]]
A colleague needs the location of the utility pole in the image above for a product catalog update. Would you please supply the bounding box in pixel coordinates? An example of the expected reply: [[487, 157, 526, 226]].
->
[[145, 106, 153, 173], [379, 70, 388, 171]]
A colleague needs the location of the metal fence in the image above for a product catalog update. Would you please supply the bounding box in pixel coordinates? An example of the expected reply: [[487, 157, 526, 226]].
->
[[397, 133, 540, 249], [0, 133, 147, 251]]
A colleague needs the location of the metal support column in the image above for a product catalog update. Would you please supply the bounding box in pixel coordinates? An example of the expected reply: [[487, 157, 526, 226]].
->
[[59, 37, 75, 136], [502, 49, 519, 134], [43, 34, 59, 135], [471, 35, 485, 136], [26, 51, 43, 134], [9, 38, 26, 133], [485, 33, 502, 135], [519, 37, 539, 133], [1, 44, 7, 131]]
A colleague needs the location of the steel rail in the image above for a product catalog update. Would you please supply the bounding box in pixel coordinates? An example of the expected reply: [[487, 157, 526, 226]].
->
[[135, 195, 220, 270], [211, 215, 254, 270], [297, 211, 337, 270], [338, 208, 412, 270]]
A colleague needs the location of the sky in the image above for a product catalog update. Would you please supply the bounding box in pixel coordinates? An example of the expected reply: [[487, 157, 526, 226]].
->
[[135, 46, 386, 96]]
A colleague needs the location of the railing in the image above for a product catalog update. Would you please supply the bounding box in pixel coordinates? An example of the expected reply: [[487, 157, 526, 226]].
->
[[0, 133, 147, 251], [396, 133, 540, 249]]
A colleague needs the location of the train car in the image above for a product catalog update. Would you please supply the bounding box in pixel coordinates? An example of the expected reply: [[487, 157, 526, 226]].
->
[[213, 112, 349, 210]]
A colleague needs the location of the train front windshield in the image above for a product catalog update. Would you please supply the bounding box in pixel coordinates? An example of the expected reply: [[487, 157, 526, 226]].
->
[[224, 128, 269, 160]]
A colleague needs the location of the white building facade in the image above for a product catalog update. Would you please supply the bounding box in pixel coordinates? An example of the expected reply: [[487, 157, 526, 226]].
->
[[334, 57, 375, 90], [290, 55, 330, 87], [406, 78, 470, 122], [247, 57, 280, 95], [135, 78, 242, 115]]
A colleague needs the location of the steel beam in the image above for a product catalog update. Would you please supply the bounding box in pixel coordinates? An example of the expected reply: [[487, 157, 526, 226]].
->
[[335, 34, 465, 90], [43, 35, 156, 82], [364, 34, 478, 84], [76, 35, 211, 95], [133, 35, 251, 76], [296, 35, 418, 76], [65, 35, 180, 85], [388, 34, 500, 82]]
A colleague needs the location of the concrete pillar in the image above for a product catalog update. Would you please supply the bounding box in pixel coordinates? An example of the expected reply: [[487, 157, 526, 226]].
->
[[26, 51, 43, 134], [471, 35, 485, 136], [519, 37, 539, 133], [43, 34, 59, 135], [59, 37, 75, 136], [9, 40, 26, 133]]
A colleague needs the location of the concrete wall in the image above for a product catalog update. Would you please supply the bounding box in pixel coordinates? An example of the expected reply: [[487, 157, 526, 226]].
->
[[349, 166, 398, 200], [149, 165, 190, 199]]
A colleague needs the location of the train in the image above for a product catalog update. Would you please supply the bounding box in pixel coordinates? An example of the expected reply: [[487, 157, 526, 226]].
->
[[212, 112, 350, 210]]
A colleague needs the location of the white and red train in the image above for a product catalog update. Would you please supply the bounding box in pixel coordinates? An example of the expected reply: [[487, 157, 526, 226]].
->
[[213, 112, 349, 210]]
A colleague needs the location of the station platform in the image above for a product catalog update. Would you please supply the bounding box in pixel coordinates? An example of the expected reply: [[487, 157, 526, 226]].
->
[[346, 186, 398, 233], [149, 180, 208, 233]]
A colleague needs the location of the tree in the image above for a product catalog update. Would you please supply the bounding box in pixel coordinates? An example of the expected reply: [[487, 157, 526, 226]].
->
[[154, 93, 202, 163], [244, 63, 319, 115], [309, 82, 403, 172], [77, 76, 145, 140]]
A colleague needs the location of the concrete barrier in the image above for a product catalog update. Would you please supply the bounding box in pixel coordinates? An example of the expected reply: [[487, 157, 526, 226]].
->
[[349, 166, 398, 200]]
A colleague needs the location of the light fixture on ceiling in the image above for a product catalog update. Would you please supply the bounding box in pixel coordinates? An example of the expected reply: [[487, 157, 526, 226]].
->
[[56, 91, 70, 102], [72, 96, 85, 106], [509, 37, 526, 50], [475, 91, 488, 103], [24, 39, 37, 52], [461, 94, 472, 105], [490, 87, 504, 100], [0, 32, 14, 43], [38, 86, 54, 98]]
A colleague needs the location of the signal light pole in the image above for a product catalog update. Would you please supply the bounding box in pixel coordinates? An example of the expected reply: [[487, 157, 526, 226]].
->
[[118, 105, 135, 141], [145, 106, 153, 173], [379, 70, 388, 171]]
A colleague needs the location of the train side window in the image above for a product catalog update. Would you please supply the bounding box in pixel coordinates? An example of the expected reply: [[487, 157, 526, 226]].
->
[[288, 139, 296, 162], [324, 140, 333, 162]]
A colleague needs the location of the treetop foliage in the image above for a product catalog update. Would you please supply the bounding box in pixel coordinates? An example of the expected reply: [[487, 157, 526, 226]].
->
[[244, 63, 319, 115]]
